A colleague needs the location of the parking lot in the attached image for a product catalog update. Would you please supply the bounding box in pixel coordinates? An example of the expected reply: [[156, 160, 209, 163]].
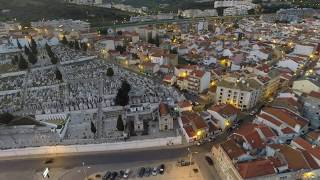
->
[[86, 161, 203, 180]]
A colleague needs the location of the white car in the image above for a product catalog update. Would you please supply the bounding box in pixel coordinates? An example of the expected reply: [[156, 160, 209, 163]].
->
[[152, 167, 158, 176], [123, 169, 130, 178]]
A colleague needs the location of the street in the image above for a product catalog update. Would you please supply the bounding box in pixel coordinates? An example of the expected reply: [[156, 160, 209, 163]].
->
[[0, 142, 220, 180]]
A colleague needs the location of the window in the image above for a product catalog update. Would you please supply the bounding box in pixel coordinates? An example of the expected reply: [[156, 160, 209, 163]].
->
[[220, 88, 224, 91], [240, 97, 243, 100], [228, 94, 231, 97], [220, 92, 223, 95]]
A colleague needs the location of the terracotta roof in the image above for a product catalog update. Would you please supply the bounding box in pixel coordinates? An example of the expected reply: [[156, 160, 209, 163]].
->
[[262, 107, 308, 128], [209, 103, 240, 117], [190, 70, 205, 78], [292, 137, 320, 160], [306, 131, 320, 142], [163, 75, 173, 82], [220, 139, 246, 160], [181, 111, 208, 130], [268, 144, 311, 171], [301, 150, 320, 169], [237, 159, 276, 179], [258, 126, 276, 138], [267, 157, 286, 168], [184, 125, 196, 137], [281, 127, 295, 134], [159, 103, 169, 116], [309, 91, 320, 99], [178, 100, 192, 108], [257, 114, 282, 126]]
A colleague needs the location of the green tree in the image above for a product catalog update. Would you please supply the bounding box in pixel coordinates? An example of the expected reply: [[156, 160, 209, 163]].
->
[[16, 39, 22, 49], [11, 55, 19, 65], [61, 35, 68, 45], [45, 43, 55, 58], [50, 56, 58, 65], [18, 54, 28, 70], [116, 115, 124, 131], [106, 67, 114, 77], [24, 46, 30, 55], [27, 53, 37, 64], [116, 45, 126, 54], [115, 80, 131, 106], [30, 37, 38, 55], [74, 40, 80, 50], [55, 69, 63, 81]]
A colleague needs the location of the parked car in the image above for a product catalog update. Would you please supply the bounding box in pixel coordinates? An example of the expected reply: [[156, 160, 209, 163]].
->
[[138, 167, 145, 177], [119, 170, 125, 177], [176, 159, 193, 167], [145, 167, 152, 177], [123, 169, 130, 179], [103, 171, 112, 180], [110, 171, 118, 180], [158, 164, 165, 174], [152, 167, 158, 176], [205, 156, 213, 165]]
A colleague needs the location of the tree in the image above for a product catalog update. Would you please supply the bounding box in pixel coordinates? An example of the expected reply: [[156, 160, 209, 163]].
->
[[115, 80, 131, 106], [18, 54, 28, 70], [74, 40, 80, 50], [90, 121, 97, 134], [55, 69, 63, 81], [116, 115, 124, 131], [50, 56, 58, 65], [81, 42, 88, 52], [106, 67, 114, 77], [24, 46, 30, 55], [11, 55, 19, 65], [27, 53, 37, 64], [30, 37, 38, 55], [61, 35, 68, 45], [16, 39, 22, 49], [117, 31, 123, 36], [115, 45, 126, 54], [45, 43, 55, 58], [0, 113, 14, 124]]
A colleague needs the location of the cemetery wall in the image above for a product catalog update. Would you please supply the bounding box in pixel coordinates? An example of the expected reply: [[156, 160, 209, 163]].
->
[[0, 136, 182, 158]]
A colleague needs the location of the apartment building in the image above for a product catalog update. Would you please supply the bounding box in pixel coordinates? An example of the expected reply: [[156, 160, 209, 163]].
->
[[215, 77, 262, 110], [187, 70, 211, 94]]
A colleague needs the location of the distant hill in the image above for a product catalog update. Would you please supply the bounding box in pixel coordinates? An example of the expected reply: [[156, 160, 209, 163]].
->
[[0, 0, 132, 26]]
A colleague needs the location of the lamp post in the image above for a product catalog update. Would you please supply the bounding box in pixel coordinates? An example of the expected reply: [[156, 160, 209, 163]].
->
[[187, 148, 198, 177], [82, 162, 87, 179]]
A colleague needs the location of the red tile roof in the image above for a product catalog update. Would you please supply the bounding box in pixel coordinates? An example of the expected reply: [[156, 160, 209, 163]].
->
[[159, 103, 169, 116], [262, 107, 308, 128], [237, 159, 276, 179], [268, 144, 311, 171], [309, 91, 320, 99], [220, 139, 246, 160], [178, 100, 192, 108], [184, 125, 196, 138], [292, 137, 320, 160], [257, 114, 282, 126], [181, 111, 208, 130], [209, 103, 240, 117]]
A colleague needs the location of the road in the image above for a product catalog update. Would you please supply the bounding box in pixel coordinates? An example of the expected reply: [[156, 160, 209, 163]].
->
[[0, 142, 218, 180]]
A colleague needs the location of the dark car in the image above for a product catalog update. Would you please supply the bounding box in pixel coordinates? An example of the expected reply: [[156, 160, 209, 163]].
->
[[145, 167, 152, 177], [119, 170, 125, 177], [205, 156, 213, 165], [138, 167, 145, 177], [103, 171, 112, 180], [44, 158, 54, 164], [158, 164, 165, 174], [110, 171, 118, 180]]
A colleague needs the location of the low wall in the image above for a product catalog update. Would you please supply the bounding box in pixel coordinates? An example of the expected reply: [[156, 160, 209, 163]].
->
[[0, 136, 182, 158]]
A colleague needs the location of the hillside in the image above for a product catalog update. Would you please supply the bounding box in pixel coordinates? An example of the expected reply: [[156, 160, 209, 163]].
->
[[0, 0, 132, 26]]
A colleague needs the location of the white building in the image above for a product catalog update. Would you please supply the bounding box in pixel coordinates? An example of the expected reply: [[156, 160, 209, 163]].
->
[[187, 70, 211, 94], [215, 77, 262, 110]]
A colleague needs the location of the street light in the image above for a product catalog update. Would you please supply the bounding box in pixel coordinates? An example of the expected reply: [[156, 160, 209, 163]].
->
[[82, 162, 87, 179], [187, 148, 198, 177]]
